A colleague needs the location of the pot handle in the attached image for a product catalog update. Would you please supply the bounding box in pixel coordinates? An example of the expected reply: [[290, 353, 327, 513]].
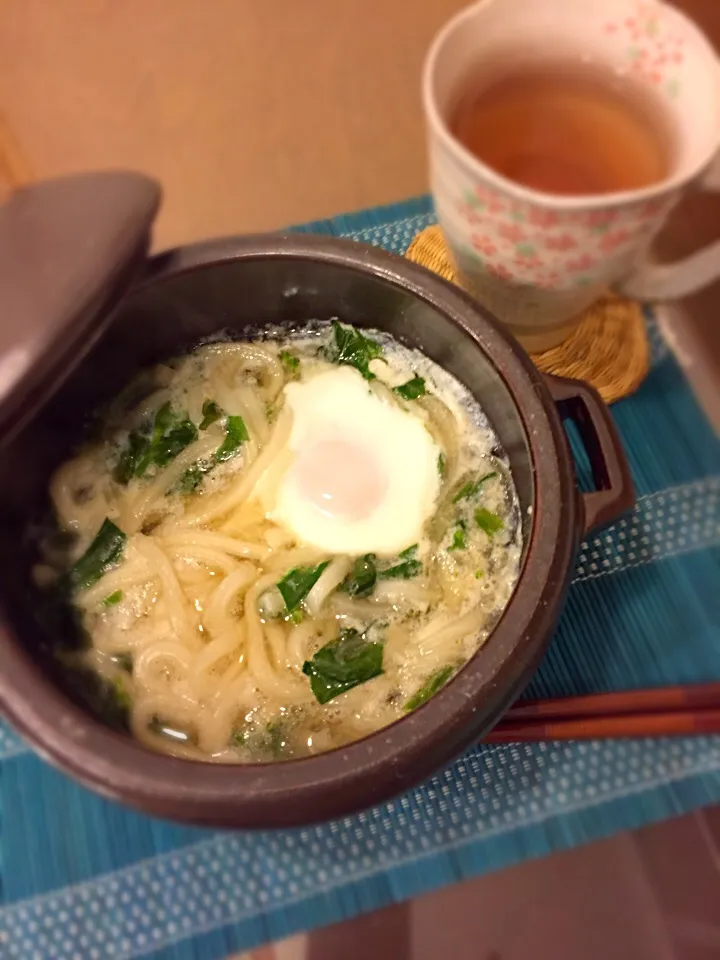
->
[[544, 374, 636, 536]]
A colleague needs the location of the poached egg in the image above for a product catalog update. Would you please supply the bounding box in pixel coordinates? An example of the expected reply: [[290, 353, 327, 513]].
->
[[269, 366, 440, 556]]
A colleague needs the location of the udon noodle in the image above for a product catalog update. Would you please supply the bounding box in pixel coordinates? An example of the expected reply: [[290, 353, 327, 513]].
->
[[40, 322, 522, 762]]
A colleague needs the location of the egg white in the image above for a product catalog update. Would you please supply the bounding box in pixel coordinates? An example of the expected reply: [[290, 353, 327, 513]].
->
[[269, 366, 440, 556]]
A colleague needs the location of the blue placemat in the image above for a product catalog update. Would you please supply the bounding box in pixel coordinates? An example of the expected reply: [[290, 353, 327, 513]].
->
[[1, 197, 719, 960]]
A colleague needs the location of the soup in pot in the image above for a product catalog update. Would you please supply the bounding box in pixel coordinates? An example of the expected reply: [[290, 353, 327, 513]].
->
[[38, 321, 522, 762]]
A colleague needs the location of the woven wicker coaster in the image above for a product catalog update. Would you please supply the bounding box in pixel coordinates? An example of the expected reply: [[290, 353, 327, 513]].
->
[[406, 224, 649, 404]]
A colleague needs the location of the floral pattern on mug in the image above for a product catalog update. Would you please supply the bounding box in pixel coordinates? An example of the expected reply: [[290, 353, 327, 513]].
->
[[604, 0, 684, 97], [451, 185, 673, 290]]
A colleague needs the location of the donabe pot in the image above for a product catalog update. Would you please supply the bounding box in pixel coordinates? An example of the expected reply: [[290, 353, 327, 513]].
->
[[0, 174, 634, 828]]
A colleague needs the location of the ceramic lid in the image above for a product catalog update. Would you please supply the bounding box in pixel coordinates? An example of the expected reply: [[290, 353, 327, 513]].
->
[[0, 171, 161, 447]]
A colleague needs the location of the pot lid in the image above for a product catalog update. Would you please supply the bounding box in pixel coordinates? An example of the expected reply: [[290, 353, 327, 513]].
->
[[0, 171, 161, 448]]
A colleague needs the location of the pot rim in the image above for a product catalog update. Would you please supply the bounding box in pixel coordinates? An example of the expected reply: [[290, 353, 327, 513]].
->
[[0, 233, 579, 827]]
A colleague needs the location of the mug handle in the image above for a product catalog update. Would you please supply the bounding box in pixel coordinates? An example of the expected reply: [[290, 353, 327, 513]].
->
[[544, 374, 636, 536], [618, 156, 720, 301]]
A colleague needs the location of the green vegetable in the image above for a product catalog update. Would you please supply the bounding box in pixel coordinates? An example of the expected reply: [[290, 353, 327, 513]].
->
[[303, 628, 384, 704], [177, 459, 214, 495], [326, 320, 383, 380], [199, 399, 223, 430], [175, 407, 248, 493], [394, 375, 426, 400], [114, 403, 198, 483], [277, 560, 330, 612], [113, 652, 133, 672], [280, 350, 300, 375], [230, 721, 289, 756], [341, 545, 422, 596], [398, 543, 418, 559], [343, 553, 378, 598], [288, 609, 304, 625], [475, 507, 504, 536], [437, 452, 446, 478], [113, 431, 148, 485], [215, 415, 249, 463], [448, 523, 467, 551], [378, 544, 422, 580], [265, 721, 288, 757], [452, 471, 498, 504], [112, 675, 132, 711], [135, 403, 198, 476], [102, 590, 123, 606], [69, 518, 127, 591], [475, 569, 484, 579], [379, 559, 422, 580], [405, 665, 454, 712]]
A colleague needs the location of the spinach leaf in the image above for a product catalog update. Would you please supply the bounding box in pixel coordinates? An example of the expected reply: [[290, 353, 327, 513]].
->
[[277, 560, 330, 612], [326, 320, 383, 380], [394, 375, 426, 400], [343, 553, 378, 598], [230, 728, 248, 747], [378, 546, 422, 581], [135, 403, 198, 476], [448, 522, 467, 551], [378, 558, 422, 580], [265, 720, 289, 757], [215, 415, 249, 463], [102, 590, 123, 606], [115, 403, 198, 482], [280, 350, 300, 375], [113, 431, 148, 485], [175, 409, 247, 492], [177, 459, 214, 495], [113, 675, 132, 711], [57, 655, 131, 732], [475, 507, 504, 536], [437, 452, 446, 478], [69, 518, 126, 591], [230, 721, 290, 757], [303, 628, 383, 704], [405, 665, 454, 712], [341, 546, 421, 595], [452, 471, 498, 504], [199, 399, 223, 430]]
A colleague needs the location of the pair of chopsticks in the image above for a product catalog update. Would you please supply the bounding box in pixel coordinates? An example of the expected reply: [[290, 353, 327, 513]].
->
[[484, 682, 720, 742]]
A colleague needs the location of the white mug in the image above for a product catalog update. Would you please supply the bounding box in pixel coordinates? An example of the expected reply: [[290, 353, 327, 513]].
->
[[422, 0, 720, 351]]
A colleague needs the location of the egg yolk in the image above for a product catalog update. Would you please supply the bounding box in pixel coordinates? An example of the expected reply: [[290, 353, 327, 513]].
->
[[293, 439, 388, 522]]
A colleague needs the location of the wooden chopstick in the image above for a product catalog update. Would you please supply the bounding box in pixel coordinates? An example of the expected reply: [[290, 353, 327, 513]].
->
[[485, 708, 720, 742], [504, 682, 720, 722], [480, 683, 720, 741]]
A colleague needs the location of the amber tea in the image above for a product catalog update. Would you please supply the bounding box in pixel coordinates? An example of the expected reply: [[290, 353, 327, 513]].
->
[[450, 59, 674, 196]]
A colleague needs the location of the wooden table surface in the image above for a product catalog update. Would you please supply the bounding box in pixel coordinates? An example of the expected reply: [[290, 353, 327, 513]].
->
[[0, 0, 718, 417]]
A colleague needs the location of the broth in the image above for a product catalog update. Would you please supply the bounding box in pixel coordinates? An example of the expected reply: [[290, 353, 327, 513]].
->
[[450, 58, 674, 195], [38, 322, 522, 762]]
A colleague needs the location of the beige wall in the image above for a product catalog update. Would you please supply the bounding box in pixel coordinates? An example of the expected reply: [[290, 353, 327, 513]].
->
[[0, 0, 466, 248]]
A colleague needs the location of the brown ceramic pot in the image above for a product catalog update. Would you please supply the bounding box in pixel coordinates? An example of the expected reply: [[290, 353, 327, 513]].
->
[[0, 174, 634, 828]]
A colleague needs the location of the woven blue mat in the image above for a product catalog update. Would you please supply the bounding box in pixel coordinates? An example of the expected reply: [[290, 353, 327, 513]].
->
[[1, 196, 719, 960]]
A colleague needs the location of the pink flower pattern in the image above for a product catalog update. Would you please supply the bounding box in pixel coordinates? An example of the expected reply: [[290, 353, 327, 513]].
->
[[543, 233, 577, 252], [497, 222, 528, 243], [471, 233, 497, 257], [604, 1, 684, 89], [455, 181, 668, 290], [599, 228, 634, 253]]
